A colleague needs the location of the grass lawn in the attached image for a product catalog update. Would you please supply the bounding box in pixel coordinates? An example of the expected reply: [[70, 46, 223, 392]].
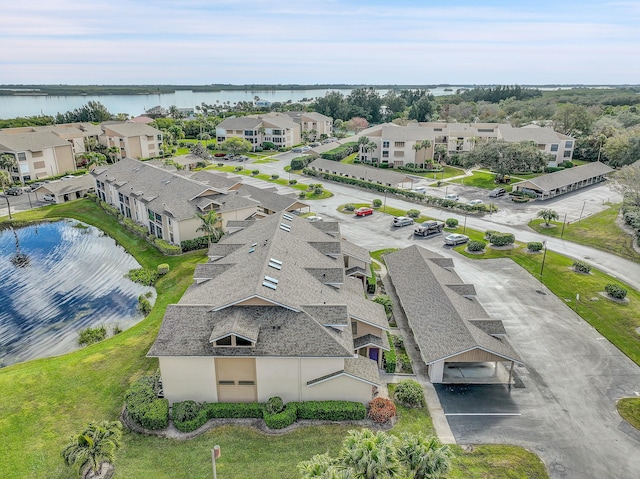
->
[[617, 398, 640, 430], [0, 201, 550, 478], [404, 165, 465, 181], [449, 170, 513, 191], [528, 204, 640, 263], [370, 248, 399, 265], [340, 152, 359, 164]]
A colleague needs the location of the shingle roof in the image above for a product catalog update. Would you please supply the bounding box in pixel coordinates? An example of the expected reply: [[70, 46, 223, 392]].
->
[[497, 124, 569, 144], [100, 122, 162, 137], [385, 245, 521, 364], [307, 357, 381, 386], [217, 117, 263, 130], [235, 183, 306, 213], [511, 161, 613, 192], [149, 212, 388, 360], [188, 170, 243, 191], [38, 175, 94, 194], [308, 158, 413, 187], [0, 131, 71, 151]]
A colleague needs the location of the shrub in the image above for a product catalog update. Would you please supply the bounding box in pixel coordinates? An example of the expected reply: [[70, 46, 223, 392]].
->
[[263, 141, 276, 150], [125, 374, 168, 430], [138, 295, 152, 315], [299, 192, 307, 199], [445, 218, 458, 228], [467, 240, 486, 252], [372, 198, 382, 208], [153, 238, 182, 255], [180, 236, 210, 252], [265, 396, 284, 415], [573, 260, 592, 273], [489, 232, 515, 246], [297, 401, 366, 421], [367, 397, 396, 424], [314, 187, 324, 195], [127, 268, 158, 286], [204, 402, 264, 419], [112, 324, 122, 335], [527, 242, 544, 252], [320, 142, 358, 161], [288, 179, 297, 185], [251, 169, 259, 175], [234, 166, 242, 172], [373, 295, 393, 317], [290, 156, 312, 170], [271, 174, 279, 180], [393, 380, 424, 408], [406, 209, 420, 218], [484, 229, 498, 240], [172, 400, 202, 423], [605, 283, 627, 299], [157, 263, 170, 275], [78, 326, 107, 346], [264, 403, 298, 429], [384, 332, 397, 373], [217, 163, 224, 167], [344, 203, 356, 211]]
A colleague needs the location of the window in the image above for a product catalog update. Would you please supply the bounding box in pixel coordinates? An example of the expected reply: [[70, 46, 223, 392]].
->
[[382, 141, 390, 148], [394, 151, 404, 157], [148, 209, 155, 221], [238, 380, 255, 386], [550, 144, 558, 152], [563, 151, 571, 158], [351, 321, 357, 336], [565, 141, 573, 149], [394, 141, 405, 148], [272, 129, 282, 135], [17, 152, 26, 161], [244, 130, 254, 136], [382, 151, 389, 158], [477, 128, 494, 133], [216, 336, 232, 346], [235, 337, 252, 346], [218, 380, 235, 385], [155, 213, 162, 222], [157, 134, 162, 140], [32, 151, 43, 158]]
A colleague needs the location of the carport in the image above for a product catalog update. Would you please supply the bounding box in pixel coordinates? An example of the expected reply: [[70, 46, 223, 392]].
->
[[384, 245, 523, 385]]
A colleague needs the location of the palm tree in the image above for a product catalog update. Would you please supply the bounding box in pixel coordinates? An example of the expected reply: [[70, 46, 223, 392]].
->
[[339, 429, 400, 479], [537, 208, 559, 227], [84, 152, 108, 171], [106, 146, 120, 164], [61, 421, 122, 478], [0, 170, 13, 219], [396, 433, 452, 479], [197, 211, 224, 247], [434, 145, 448, 165]]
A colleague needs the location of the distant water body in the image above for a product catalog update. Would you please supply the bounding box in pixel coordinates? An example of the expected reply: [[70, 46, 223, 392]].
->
[[0, 220, 154, 366], [0, 87, 465, 119]]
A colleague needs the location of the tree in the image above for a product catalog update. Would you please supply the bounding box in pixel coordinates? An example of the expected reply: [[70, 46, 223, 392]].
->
[[81, 152, 108, 170], [221, 137, 252, 155], [602, 127, 640, 168], [339, 429, 400, 479], [396, 433, 452, 479], [0, 170, 12, 219], [613, 160, 640, 207], [346, 117, 369, 134], [552, 104, 594, 136], [413, 140, 432, 167], [196, 211, 224, 246], [408, 96, 438, 122], [463, 140, 548, 177], [434, 145, 448, 165], [106, 146, 120, 164], [189, 142, 210, 160], [0, 153, 18, 181], [537, 208, 559, 226], [56, 101, 113, 123], [61, 420, 122, 478]]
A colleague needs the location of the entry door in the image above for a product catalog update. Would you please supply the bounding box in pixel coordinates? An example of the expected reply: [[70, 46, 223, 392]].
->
[[215, 358, 257, 402], [369, 348, 379, 361]]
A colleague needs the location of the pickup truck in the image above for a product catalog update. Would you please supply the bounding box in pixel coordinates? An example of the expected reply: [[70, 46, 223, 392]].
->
[[413, 220, 445, 236]]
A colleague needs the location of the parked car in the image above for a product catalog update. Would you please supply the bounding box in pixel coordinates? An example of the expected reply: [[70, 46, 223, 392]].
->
[[355, 207, 374, 217], [468, 199, 484, 206], [444, 233, 470, 246], [29, 182, 44, 191], [306, 215, 322, 222], [42, 194, 56, 203], [444, 193, 459, 201], [393, 216, 414, 227], [309, 142, 320, 147], [6, 187, 24, 196], [412, 187, 427, 194], [292, 147, 303, 153], [235, 156, 249, 162], [60, 175, 76, 181], [489, 187, 506, 198], [414, 220, 445, 236], [301, 146, 311, 152]]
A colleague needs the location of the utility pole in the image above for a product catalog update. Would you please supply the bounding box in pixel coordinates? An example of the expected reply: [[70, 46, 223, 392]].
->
[[540, 240, 548, 278], [561, 212, 567, 238]]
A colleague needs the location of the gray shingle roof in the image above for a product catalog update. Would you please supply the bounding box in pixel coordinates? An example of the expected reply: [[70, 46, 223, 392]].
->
[[307, 357, 381, 386], [511, 161, 613, 192], [235, 183, 306, 213], [100, 122, 162, 137], [149, 212, 388, 360], [38, 175, 94, 194], [354, 333, 390, 351], [385, 245, 521, 364], [188, 170, 243, 191], [308, 158, 413, 187], [0, 131, 71, 151]]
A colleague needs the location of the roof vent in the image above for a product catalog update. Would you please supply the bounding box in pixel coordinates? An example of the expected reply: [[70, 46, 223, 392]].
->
[[283, 213, 293, 221], [263, 275, 278, 290], [249, 247, 255, 253], [279, 223, 291, 232], [268, 258, 282, 270], [251, 243, 257, 247], [264, 275, 279, 284]]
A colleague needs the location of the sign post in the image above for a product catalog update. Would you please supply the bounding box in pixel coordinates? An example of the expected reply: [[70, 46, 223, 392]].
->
[[212, 445, 221, 479]]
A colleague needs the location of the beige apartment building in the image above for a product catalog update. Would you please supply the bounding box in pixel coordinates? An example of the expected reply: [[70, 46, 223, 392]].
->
[[99, 122, 163, 160], [216, 113, 302, 149]]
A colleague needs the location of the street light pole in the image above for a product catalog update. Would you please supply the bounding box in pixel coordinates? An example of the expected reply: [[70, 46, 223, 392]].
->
[[560, 212, 567, 238], [212, 445, 221, 479], [540, 240, 548, 278]]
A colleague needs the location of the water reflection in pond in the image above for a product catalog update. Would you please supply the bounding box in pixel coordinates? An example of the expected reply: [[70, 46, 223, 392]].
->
[[0, 220, 155, 366]]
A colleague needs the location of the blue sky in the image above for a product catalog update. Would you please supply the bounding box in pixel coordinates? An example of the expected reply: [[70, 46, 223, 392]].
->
[[1, 0, 639, 85]]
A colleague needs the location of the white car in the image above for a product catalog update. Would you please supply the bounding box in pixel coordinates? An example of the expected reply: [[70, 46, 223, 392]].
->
[[60, 175, 76, 181], [444, 193, 459, 201], [42, 194, 56, 203], [412, 187, 427, 194], [468, 199, 484, 206], [306, 215, 322, 222]]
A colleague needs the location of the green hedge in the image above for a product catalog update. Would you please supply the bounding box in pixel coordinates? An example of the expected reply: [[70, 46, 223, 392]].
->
[[489, 232, 515, 246], [367, 263, 377, 294], [605, 283, 627, 299], [384, 332, 397, 373], [154, 238, 182, 255], [263, 402, 299, 429], [296, 401, 366, 421], [180, 236, 210, 252], [320, 142, 358, 161], [125, 375, 169, 430], [303, 168, 484, 213]]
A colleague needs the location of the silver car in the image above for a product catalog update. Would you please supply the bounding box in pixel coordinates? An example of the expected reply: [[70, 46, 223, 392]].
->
[[444, 233, 469, 245]]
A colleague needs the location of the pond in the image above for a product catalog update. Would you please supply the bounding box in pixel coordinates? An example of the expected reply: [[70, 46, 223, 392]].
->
[[0, 220, 154, 366]]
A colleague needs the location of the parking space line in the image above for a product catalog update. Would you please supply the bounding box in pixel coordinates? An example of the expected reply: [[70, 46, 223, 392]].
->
[[445, 413, 522, 416]]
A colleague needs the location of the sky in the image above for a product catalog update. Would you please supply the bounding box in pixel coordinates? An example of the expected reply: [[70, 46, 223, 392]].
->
[[1, 0, 639, 85]]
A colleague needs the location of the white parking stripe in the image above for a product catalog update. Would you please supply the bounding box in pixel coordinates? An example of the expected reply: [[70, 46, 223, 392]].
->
[[445, 413, 522, 416]]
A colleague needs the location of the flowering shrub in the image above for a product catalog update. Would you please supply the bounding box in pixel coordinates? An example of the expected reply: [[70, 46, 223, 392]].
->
[[367, 397, 396, 424]]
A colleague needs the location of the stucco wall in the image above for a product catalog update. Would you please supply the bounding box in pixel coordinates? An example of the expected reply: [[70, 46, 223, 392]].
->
[[159, 356, 218, 405], [305, 374, 373, 403]]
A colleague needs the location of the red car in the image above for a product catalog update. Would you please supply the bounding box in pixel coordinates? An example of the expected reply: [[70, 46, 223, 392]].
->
[[355, 207, 374, 216]]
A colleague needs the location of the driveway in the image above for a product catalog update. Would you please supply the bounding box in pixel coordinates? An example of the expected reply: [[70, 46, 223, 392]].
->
[[440, 257, 640, 479]]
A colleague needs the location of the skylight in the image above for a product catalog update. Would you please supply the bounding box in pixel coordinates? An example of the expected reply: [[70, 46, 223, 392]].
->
[[283, 213, 293, 221], [268, 258, 282, 270], [262, 281, 277, 290], [279, 223, 291, 232], [264, 275, 279, 284]]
